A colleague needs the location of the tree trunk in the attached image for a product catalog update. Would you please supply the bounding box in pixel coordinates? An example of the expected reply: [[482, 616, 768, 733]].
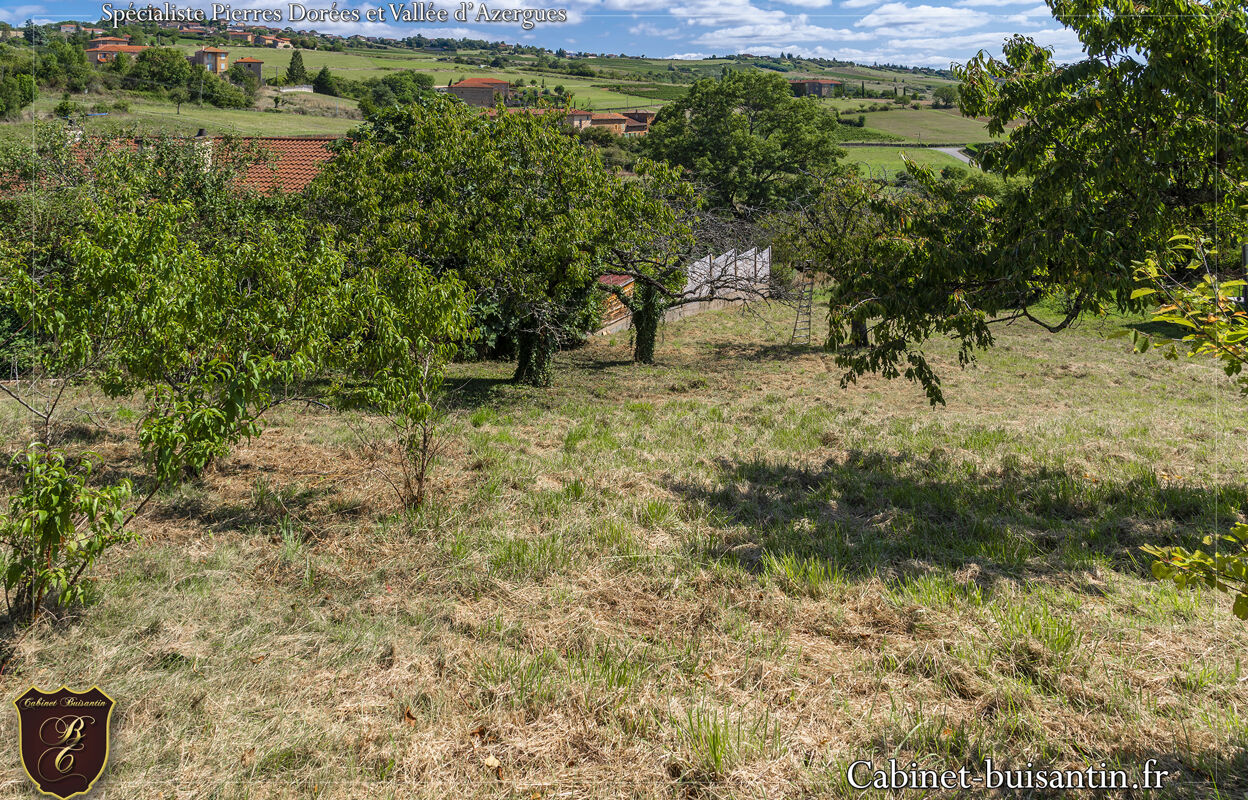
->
[[513, 328, 555, 387], [850, 314, 869, 347], [632, 283, 665, 364]]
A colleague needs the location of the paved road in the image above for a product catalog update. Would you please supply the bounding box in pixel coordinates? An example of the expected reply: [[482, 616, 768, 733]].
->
[[935, 146, 975, 166]]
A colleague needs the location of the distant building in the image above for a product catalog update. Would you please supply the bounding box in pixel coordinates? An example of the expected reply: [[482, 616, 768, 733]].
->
[[788, 78, 842, 97], [448, 77, 511, 107], [234, 56, 264, 84], [588, 112, 630, 134], [89, 36, 130, 47], [85, 44, 148, 65], [189, 46, 230, 75], [622, 110, 656, 126], [227, 30, 254, 44], [257, 35, 293, 48], [58, 24, 78, 34]]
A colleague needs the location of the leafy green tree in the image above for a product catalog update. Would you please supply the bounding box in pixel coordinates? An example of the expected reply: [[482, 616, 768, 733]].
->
[[227, 61, 260, 101], [128, 46, 193, 92], [0, 72, 36, 118], [285, 49, 308, 84], [785, 0, 1246, 404], [308, 97, 672, 385], [643, 70, 843, 214], [931, 85, 957, 109]]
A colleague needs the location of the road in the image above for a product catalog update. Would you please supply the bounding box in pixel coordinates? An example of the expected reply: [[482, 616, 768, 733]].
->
[[934, 146, 975, 166]]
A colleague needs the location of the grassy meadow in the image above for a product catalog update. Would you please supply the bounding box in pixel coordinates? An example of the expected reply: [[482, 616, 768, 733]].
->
[[841, 145, 972, 176], [0, 299, 1244, 798]]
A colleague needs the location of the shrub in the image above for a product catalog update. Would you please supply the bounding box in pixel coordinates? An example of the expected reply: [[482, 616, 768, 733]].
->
[[0, 446, 134, 623]]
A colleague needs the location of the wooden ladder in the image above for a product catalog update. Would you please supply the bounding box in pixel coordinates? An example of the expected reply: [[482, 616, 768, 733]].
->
[[790, 272, 814, 345]]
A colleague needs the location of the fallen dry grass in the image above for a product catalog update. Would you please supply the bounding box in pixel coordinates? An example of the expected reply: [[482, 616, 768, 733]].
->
[[0, 301, 1245, 799]]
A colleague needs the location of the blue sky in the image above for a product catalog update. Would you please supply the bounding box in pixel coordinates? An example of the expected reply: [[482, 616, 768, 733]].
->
[[1, 0, 1083, 68]]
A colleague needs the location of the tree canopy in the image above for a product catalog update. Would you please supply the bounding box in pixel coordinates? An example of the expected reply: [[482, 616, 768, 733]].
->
[[643, 70, 843, 214], [783, 0, 1247, 404]]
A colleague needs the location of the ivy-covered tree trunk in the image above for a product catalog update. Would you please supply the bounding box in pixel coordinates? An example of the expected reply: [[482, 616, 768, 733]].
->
[[632, 282, 666, 364], [514, 328, 556, 387]]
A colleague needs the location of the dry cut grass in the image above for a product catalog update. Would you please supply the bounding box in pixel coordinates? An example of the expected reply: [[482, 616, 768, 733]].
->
[[0, 301, 1245, 798]]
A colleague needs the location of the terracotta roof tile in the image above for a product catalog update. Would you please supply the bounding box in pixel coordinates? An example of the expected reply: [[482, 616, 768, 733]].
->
[[230, 136, 338, 193]]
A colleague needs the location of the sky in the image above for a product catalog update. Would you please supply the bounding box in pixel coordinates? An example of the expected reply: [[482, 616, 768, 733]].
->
[[0, 0, 1085, 69]]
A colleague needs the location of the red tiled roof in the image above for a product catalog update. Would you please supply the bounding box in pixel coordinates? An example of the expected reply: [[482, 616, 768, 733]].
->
[[235, 57, 264, 62], [598, 274, 634, 287], [198, 46, 229, 53], [453, 77, 510, 87], [590, 112, 630, 123], [87, 45, 148, 53], [230, 136, 338, 193], [4, 135, 340, 196]]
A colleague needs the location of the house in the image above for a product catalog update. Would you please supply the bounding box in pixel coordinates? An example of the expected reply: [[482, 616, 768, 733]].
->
[[623, 120, 648, 137], [89, 36, 130, 47], [189, 46, 229, 75], [588, 112, 630, 134], [563, 109, 592, 129], [788, 78, 842, 97], [483, 108, 593, 129], [257, 35, 293, 48], [622, 110, 656, 126], [234, 56, 264, 84], [0, 29, 25, 40], [58, 24, 78, 34], [85, 44, 149, 65], [81, 27, 106, 36], [227, 30, 254, 44], [448, 77, 511, 107]]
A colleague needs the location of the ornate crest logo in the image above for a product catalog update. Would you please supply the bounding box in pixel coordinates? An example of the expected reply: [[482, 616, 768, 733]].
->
[[13, 686, 114, 799]]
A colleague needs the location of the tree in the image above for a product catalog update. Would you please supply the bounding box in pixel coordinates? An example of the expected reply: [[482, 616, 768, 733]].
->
[[931, 85, 957, 108], [0, 72, 36, 118], [307, 98, 670, 385], [227, 62, 260, 101], [643, 70, 843, 214], [312, 65, 337, 96], [22, 19, 46, 47], [785, 0, 1246, 404], [285, 49, 308, 84], [128, 47, 192, 92]]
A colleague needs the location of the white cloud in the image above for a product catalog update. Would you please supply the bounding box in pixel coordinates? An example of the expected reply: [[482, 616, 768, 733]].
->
[[629, 21, 672, 36], [841, 0, 886, 8], [777, 0, 838, 8], [692, 17, 874, 49], [0, 4, 49, 25], [856, 3, 988, 35], [665, 51, 711, 58]]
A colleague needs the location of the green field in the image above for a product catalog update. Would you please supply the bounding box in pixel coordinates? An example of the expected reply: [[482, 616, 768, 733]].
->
[[852, 108, 1000, 144], [172, 44, 663, 109], [842, 145, 972, 176]]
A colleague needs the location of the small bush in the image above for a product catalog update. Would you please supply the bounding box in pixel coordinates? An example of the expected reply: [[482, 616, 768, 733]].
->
[[0, 446, 135, 623]]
